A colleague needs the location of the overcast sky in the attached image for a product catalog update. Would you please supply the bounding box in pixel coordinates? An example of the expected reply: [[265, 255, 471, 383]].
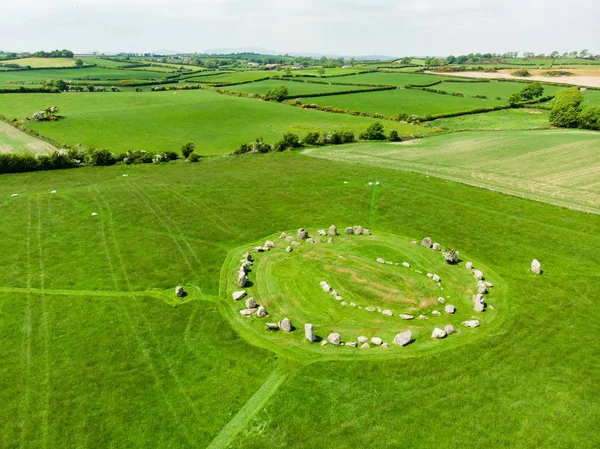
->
[[1, 0, 598, 56]]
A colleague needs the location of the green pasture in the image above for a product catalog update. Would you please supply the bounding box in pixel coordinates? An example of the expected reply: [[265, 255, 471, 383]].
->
[[299, 72, 447, 86], [433, 108, 551, 130], [0, 121, 57, 155], [301, 88, 503, 117], [0, 67, 170, 86], [220, 79, 380, 96], [185, 71, 275, 84], [438, 80, 566, 99], [0, 90, 426, 154], [0, 151, 598, 447], [305, 129, 600, 214], [79, 57, 133, 68], [288, 67, 368, 77]]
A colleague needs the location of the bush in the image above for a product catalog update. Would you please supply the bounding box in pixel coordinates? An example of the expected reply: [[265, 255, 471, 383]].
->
[[303, 131, 320, 145], [578, 106, 600, 130], [549, 87, 583, 128], [442, 248, 460, 264], [362, 122, 386, 140], [181, 141, 195, 159], [512, 69, 531, 77], [265, 86, 288, 102], [322, 131, 342, 145], [389, 130, 400, 141], [86, 148, 116, 166], [281, 132, 301, 149], [163, 151, 179, 161], [189, 153, 201, 162], [341, 131, 355, 143]]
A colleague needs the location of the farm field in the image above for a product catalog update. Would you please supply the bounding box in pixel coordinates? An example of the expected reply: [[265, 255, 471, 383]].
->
[[434, 70, 600, 88], [0, 152, 598, 448], [435, 80, 566, 99], [220, 79, 381, 96], [433, 108, 551, 130], [0, 121, 57, 155], [304, 130, 600, 214], [0, 90, 427, 154], [298, 72, 447, 86], [299, 88, 503, 117], [2, 57, 83, 68], [184, 71, 275, 84]]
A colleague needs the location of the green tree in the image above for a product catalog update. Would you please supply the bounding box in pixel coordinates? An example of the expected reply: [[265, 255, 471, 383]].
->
[[549, 87, 583, 128], [362, 122, 386, 140], [181, 141, 195, 159], [75, 59, 84, 67], [446, 55, 456, 64], [265, 86, 288, 101], [316, 67, 325, 77], [577, 106, 600, 130], [519, 83, 544, 101], [53, 79, 67, 91]]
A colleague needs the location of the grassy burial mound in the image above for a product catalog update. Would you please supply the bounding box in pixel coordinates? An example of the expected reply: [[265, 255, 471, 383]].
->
[[0, 121, 57, 155], [224, 230, 504, 359], [305, 130, 600, 214], [0, 90, 425, 154]]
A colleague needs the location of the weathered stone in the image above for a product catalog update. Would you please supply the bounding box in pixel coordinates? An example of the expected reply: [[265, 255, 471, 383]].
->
[[477, 281, 487, 294], [175, 286, 185, 297], [253, 246, 264, 253], [484, 281, 494, 288], [297, 228, 308, 240], [349, 302, 356, 307], [463, 320, 480, 328], [264, 240, 275, 249], [256, 306, 267, 317], [531, 259, 542, 274], [432, 274, 441, 283], [375, 181, 380, 186], [319, 281, 332, 292], [363, 229, 371, 235], [357, 336, 368, 343], [445, 304, 456, 314], [245, 297, 257, 309], [306, 238, 314, 243], [365, 306, 376, 312], [340, 301, 347, 306], [291, 241, 301, 246], [314, 238, 322, 243], [286, 246, 293, 253], [304, 323, 315, 342], [353, 225, 363, 235], [418, 314, 428, 320], [371, 337, 383, 346], [360, 343, 370, 349], [427, 273, 434, 279], [473, 270, 484, 280], [382, 309, 393, 316], [437, 297, 446, 304], [393, 331, 412, 346], [327, 333, 341, 345], [465, 261, 473, 270], [335, 296, 343, 301], [432, 310, 441, 316], [237, 272, 248, 288], [327, 237, 334, 244], [317, 229, 327, 236], [240, 309, 254, 316], [376, 257, 385, 264], [285, 236, 294, 241], [432, 327, 447, 339], [368, 182, 374, 186], [400, 314, 414, 320], [385, 261, 393, 265], [321, 340, 328, 346], [328, 225, 337, 236], [474, 302, 485, 312], [279, 318, 292, 332], [279, 232, 287, 239], [422, 237, 433, 248], [331, 290, 338, 297], [346, 342, 357, 348], [232, 290, 246, 301], [344, 227, 353, 235], [266, 323, 279, 330], [402, 262, 410, 268], [381, 342, 389, 348], [432, 242, 441, 251], [445, 325, 455, 335]]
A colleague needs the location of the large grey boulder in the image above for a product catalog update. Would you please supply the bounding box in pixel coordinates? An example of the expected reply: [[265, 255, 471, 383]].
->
[[344, 227, 353, 235], [531, 259, 542, 274], [474, 301, 485, 312], [473, 270, 484, 280], [297, 228, 308, 240], [328, 225, 337, 236], [422, 237, 433, 248], [393, 331, 412, 346], [175, 286, 185, 297], [243, 252, 253, 262], [465, 262, 473, 270], [232, 290, 246, 301], [264, 240, 275, 249], [245, 297, 257, 309], [319, 281, 332, 292], [357, 336, 369, 343], [305, 323, 315, 342], [256, 306, 267, 317], [445, 304, 456, 314], [353, 225, 363, 235], [327, 333, 341, 345], [477, 281, 487, 294], [432, 328, 447, 339], [279, 318, 292, 332], [432, 242, 441, 251], [253, 246, 265, 253], [463, 320, 480, 328], [432, 274, 441, 283], [445, 325, 455, 335], [286, 246, 293, 253], [237, 272, 248, 288], [371, 337, 383, 346], [400, 314, 414, 320]]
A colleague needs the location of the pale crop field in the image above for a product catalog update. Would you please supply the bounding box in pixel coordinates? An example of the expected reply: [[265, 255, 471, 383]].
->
[[305, 129, 600, 214], [0, 121, 57, 155]]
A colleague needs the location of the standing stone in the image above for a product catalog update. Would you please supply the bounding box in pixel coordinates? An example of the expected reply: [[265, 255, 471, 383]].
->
[[306, 238, 314, 243], [175, 286, 185, 297], [382, 310, 393, 316], [245, 297, 257, 309], [328, 225, 337, 236], [465, 262, 473, 270], [327, 237, 334, 244], [375, 181, 380, 186], [432, 274, 441, 283], [305, 323, 315, 342], [321, 340, 328, 346], [357, 336, 368, 343], [243, 252, 253, 262], [474, 301, 485, 312], [238, 272, 248, 288], [232, 290, 246, 301], [445, 325, 455, 335], [317, 229, 327, 236], [285, 236, 294, 241], [432, 242, 441, 251], [344, 227, 353, 235], [253, 246, 265, 253], [531, 259, 542, 274], [360, 343, 370, 349], [445, 304, 456, 314], [368, 182, 374, 186], [279, 318, 292, 332], [363, 229, 371, 235], [473, 270, 484, 280], [418, 314, 428, 320], [432, 328, 447, 339], [256, 306, 267, 317], [437, 297, 446, 304], [381, 342, 389, 348], [286, 246, 293, 252], [477, 281, 487, 294], [297, 228, 308, 240], [264, 240, 275, 249], [319, 281, 332, 292], [432, 310, 441, 316], [353, 226, 363, 235], [402, 262, 410, 268], [291, 241, 301, 246], [393, 331, 412, 346], [279, 232, 287, 239], [422, 237, 433, 248], [327, 333, 341, 345], [462, 320, 480, 328], [376, 257, 385, 264], [371, 337, 383, 346]]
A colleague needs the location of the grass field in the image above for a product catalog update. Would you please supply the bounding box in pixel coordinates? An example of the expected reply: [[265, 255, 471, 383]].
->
[[437, 80, 566, 99], [300, 88, 503, 117], [433, 108, 552, 130], [220, 79, 381, 96], [0, 152, 598, 448], [0, 90, 426, 154], [298, 72, 447, 86], [0, 121, 57, 155], [2, 57, 83, 68], [184, 71, 275, 84], [304, 130, 600, 214]]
